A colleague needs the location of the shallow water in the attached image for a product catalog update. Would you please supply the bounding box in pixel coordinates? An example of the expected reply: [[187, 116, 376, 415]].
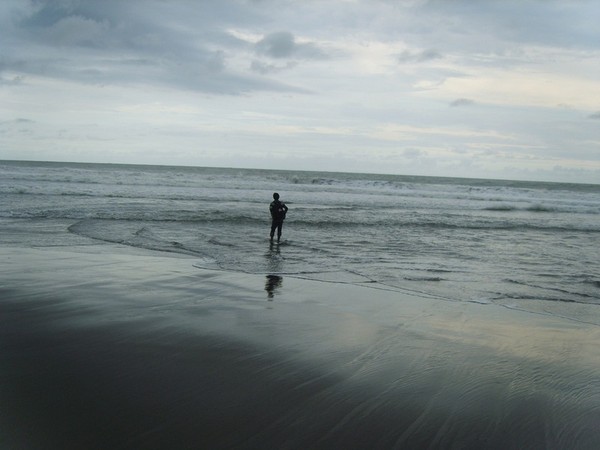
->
[[1, 160, 599, 324]]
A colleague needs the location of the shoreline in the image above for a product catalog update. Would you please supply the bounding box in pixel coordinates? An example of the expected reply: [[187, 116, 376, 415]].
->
[[1, 244, 600, 449]]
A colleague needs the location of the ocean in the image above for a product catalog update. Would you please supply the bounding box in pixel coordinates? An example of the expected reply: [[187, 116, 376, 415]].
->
[[1, 159, 599, 324]]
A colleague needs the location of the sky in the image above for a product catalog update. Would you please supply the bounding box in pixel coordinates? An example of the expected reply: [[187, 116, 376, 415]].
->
[[1, 0, 599, 183]]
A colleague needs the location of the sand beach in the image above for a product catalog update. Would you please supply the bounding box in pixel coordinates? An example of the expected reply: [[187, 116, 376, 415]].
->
[[1, 242, 599, 449]]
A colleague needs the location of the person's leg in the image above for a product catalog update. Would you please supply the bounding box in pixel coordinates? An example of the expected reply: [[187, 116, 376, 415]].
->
[[277, 222, 283, 241], [270, 221, 277, 240]]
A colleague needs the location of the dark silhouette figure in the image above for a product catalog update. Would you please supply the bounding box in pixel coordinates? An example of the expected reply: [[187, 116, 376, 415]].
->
[[265, 275, 283, 300], [269, 192, 288, 242]]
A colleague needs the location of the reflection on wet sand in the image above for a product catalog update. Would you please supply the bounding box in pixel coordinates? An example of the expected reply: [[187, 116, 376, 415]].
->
[[2, 246, 600, 449], [265, 275, 283, 299], [265, 240, 284, 299]]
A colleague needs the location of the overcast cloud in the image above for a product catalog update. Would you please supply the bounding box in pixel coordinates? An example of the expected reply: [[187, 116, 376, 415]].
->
[[1, 0, 599, 183]]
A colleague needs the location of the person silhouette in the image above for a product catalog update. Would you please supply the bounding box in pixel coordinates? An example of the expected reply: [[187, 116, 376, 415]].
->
[[269, 192, 288, 242]]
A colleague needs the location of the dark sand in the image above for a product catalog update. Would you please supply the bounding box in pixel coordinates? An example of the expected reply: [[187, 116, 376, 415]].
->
[[1, 245, 599, 449]]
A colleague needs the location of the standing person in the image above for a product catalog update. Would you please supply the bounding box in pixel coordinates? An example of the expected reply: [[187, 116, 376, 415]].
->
[[269, 192, 288, 242]]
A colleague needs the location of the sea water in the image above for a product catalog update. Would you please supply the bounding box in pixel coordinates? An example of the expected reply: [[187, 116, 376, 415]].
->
[[1, 160, 599, 324]]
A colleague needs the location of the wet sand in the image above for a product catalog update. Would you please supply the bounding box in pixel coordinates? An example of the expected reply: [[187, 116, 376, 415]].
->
[[1, 245, 600, 449]]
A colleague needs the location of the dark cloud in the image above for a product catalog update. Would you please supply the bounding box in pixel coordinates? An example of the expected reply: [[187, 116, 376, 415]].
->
[[0, 0, 304, 94], [250, 60, 298, 75], [450, 98, 475, 107], [0, 73, 25, 85], [588, 111, 600, 120], [418, 0, 600, 51], [255, 31, 328, 60], [0, 118, 35, 125], [397, 49, 442, 63], [20, 1, 82, 28]]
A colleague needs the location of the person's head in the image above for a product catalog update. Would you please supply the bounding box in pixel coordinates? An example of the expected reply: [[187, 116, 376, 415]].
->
[[273, 192, 280, 200]]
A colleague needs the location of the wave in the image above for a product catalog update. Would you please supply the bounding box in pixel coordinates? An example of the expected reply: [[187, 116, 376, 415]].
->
[[484, 203, 599, 214], [67, 220, 207, 258], [290, 219, 600, 233], [404, 276, 445, 282], [0, 172, 243, 191], [527, 204, 559, 212], [4, 208, 600, 233], [0, 187, 279, 209], [585, 279, 600, 289], [495, 294, 589, 305], [503, 278, 600, 303], [484, 204, 518, 211], [0, 187, 206, 201]]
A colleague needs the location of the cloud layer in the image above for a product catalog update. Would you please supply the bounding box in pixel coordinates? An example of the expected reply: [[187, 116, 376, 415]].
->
[[1, 0, 599, 183]]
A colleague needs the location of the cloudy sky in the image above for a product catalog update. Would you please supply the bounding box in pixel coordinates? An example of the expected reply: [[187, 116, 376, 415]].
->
[[1, 0, 599, 183]]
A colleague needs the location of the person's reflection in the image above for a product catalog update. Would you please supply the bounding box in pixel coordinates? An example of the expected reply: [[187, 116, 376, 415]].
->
[[265, 275, 283, 300], [264, 240, 284, 300]]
